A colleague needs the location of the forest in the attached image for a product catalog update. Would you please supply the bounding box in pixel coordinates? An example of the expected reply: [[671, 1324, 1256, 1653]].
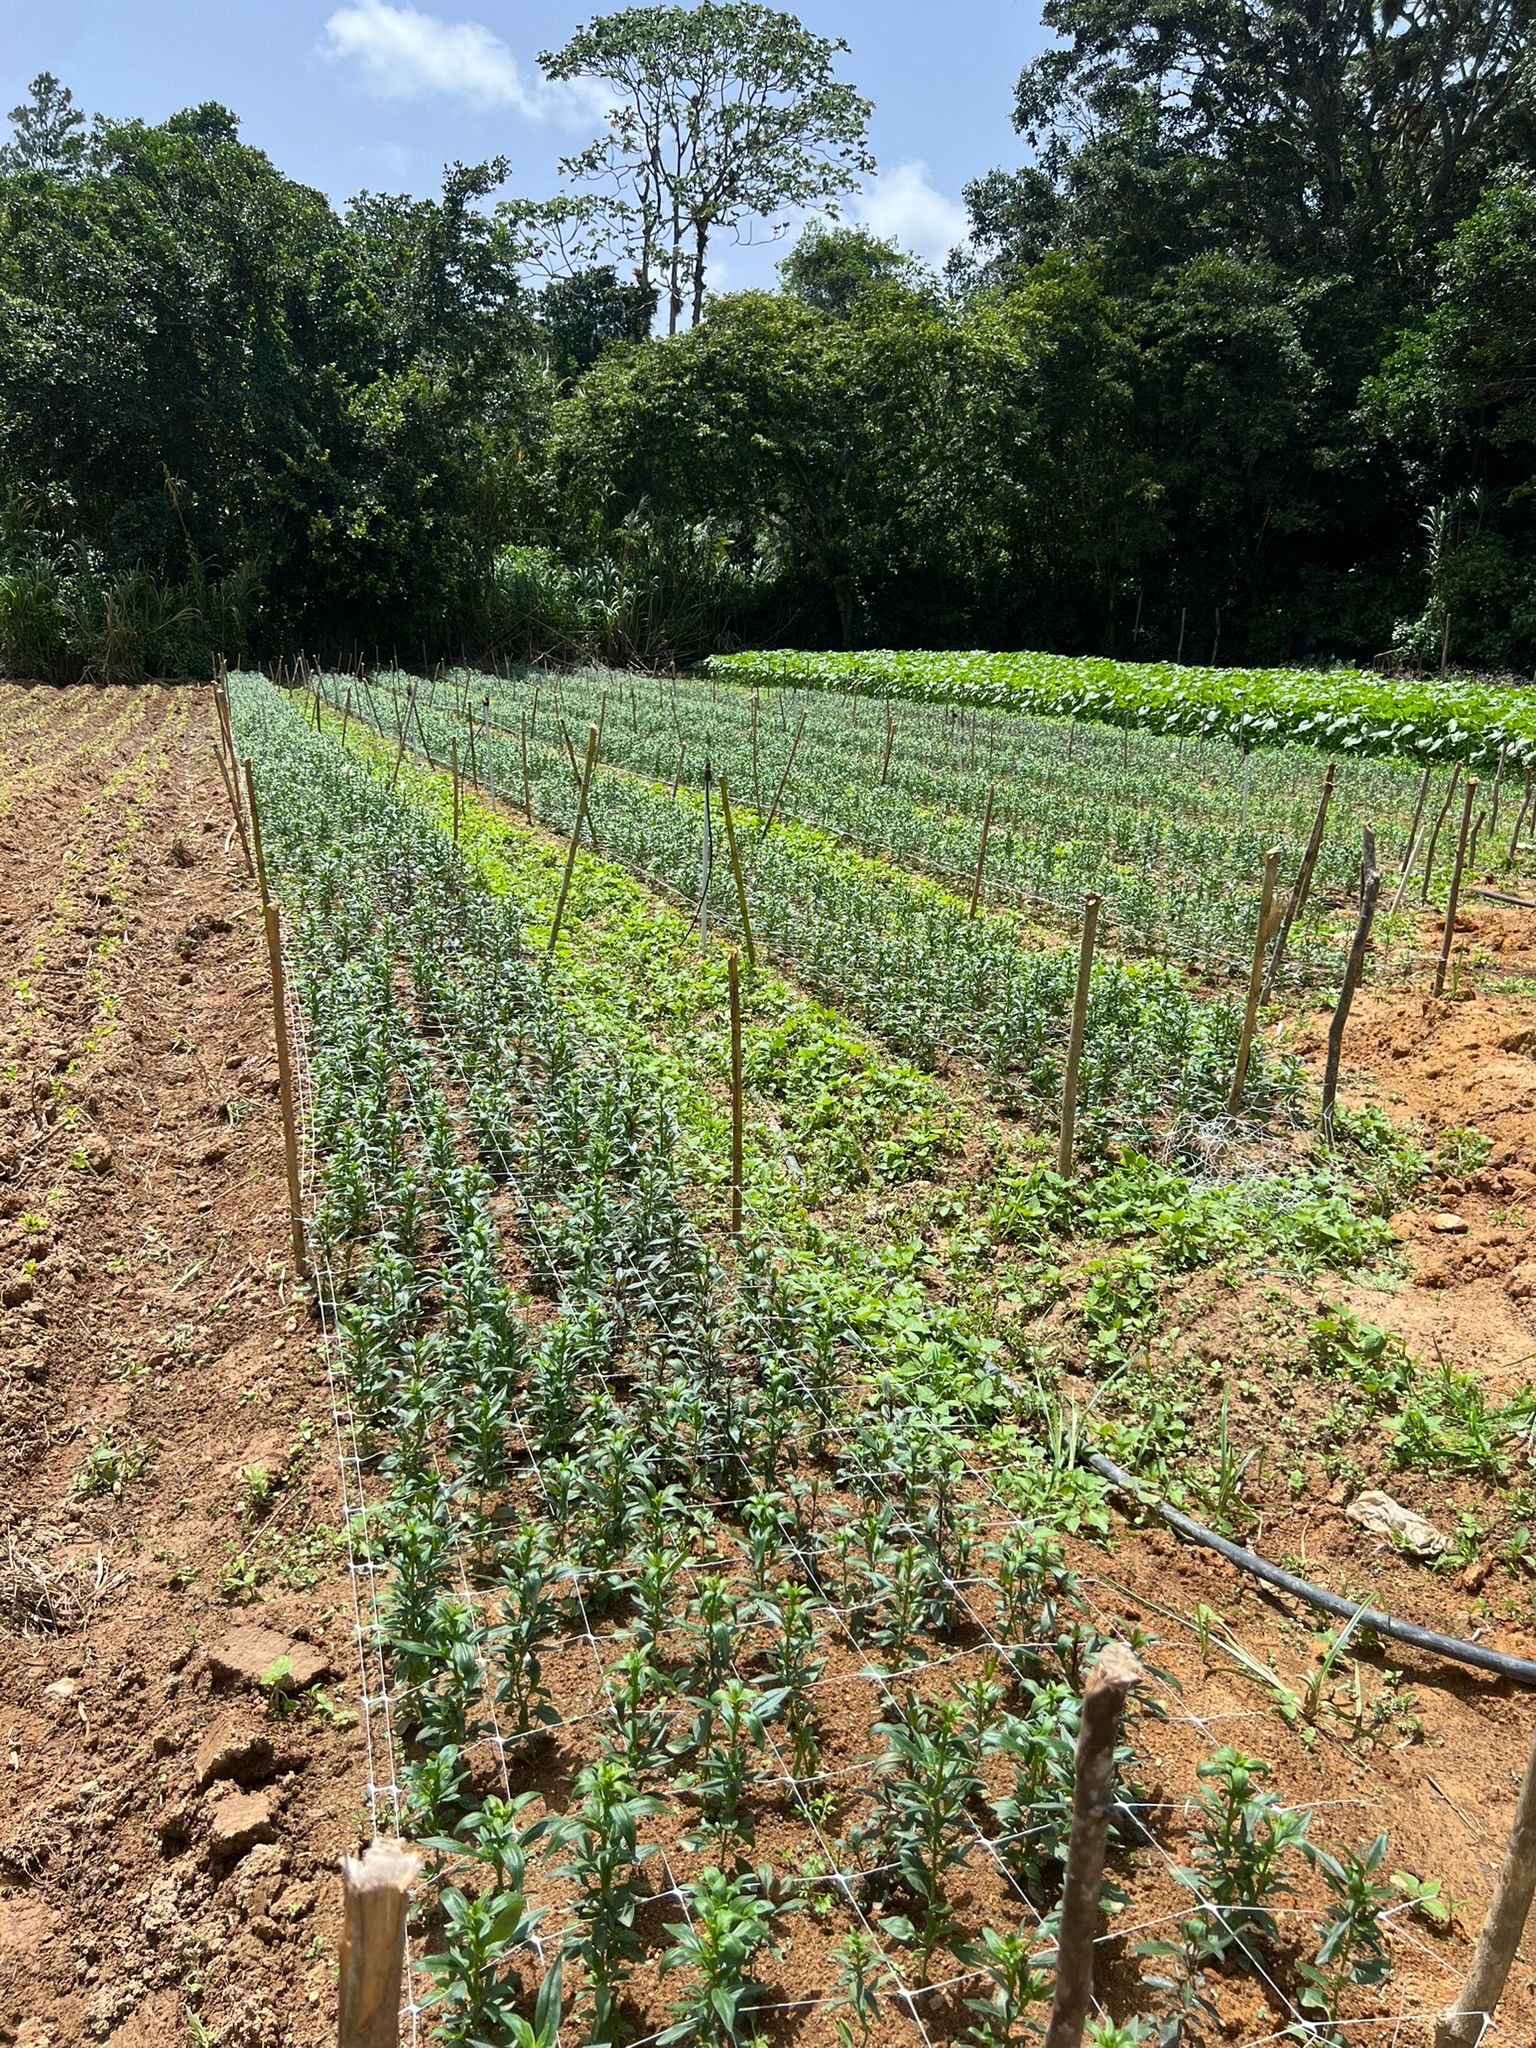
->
[[1, 0, 1534, 681]]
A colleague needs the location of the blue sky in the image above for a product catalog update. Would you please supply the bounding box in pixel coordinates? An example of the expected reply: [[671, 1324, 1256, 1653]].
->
[[0, 0, 1047, 285]]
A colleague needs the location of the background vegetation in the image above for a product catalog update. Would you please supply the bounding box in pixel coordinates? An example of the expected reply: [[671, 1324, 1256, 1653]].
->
[[2, 0, 1534, 680]]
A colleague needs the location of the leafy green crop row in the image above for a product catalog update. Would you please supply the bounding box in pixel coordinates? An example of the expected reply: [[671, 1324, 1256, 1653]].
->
[[230, 672, 1408, 2047], [319, 667, 1304, 1153], [703, 647, 1536, 775]]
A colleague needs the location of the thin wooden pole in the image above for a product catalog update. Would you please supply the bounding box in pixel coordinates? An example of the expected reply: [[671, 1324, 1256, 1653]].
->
[[1389, 767, 1433, 913], [879, 704, 895, 787], [750, 692, 761, 808], [1229, 846, 1281, 1111], [1322, 829, 1380, 1141], [968, 785, 996, 919], [1262, 767, 1334, 999], [1434, 777, 1478, 997], [547, 724, 598, 954], [1057, 894, 1102, 1178], [520, 711, 532, 820], [670, 741, 686, 799], [760, 710, 807, 842], [1041, 1645, 1145, 2048], [450, 740, 461, 844], [241, 758, 270, 910], [718, 777, 757, 969], [337, 1840, 420, 2048], [1435, 1718, 1536, 2048], [465, 707, 478, 788], [262, 902, 308, 1282], [1419, 770, 1461, 904], [1489, 744, 1508, 839], [728, 949, 744, 1238], [339, 687, 352, 753], [213, 746, 255, 879]]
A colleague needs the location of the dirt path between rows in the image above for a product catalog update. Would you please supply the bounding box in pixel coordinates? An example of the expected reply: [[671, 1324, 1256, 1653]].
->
[[0, 684, 358, 2048]]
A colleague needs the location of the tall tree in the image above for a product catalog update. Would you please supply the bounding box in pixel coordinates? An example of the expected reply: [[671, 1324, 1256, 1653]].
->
[[1, 72, 87, 177], [541, 3, 874, 332]]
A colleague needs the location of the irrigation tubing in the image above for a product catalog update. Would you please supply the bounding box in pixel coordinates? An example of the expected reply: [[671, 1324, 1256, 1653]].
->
[[1086, 1449, 1536, 1687]]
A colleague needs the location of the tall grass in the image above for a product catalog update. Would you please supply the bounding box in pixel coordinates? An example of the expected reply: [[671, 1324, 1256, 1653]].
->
[[0, 553, 256, 684]]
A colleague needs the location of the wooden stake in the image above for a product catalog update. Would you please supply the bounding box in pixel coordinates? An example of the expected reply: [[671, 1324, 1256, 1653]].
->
[[1041, 1645, 1145, 2048], [337, 1839, 420, 2048], [1508, 772, 1533, 864], [750, 692, 761, 808], [968, 785, 996, 919], [1434, 1718, 1536, 2048], [213, 746, 255, 879], [515, 711, 530, 819], [728, 949, 744, 1238], [1322, 830, 1380, 1141], [1489, 744, 1508, 839], [1262, 766, 1335, 999], [1433, 777, 1478, 997], [547, 724, 598, 954], [465, 707, 478, 788], [340, 687, 352, 752], [450, 739, 461, 844], [1057, 894, 1102, 1179], [241, 758, 270, 910], [879, 704, 895, 787], [1229, 846, 1280, 1110], [670, 740, 686, 800], [1419, 770, 1461, 904], [760, 710, 807, 842], [262, 902, 308, 1282], [718, 777, 757, 969], [1389, 766, 1433, 913]]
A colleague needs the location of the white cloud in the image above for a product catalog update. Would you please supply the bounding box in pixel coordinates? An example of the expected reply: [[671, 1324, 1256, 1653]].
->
[[320, 0, 600, 124], [854, 160, 969, 269]]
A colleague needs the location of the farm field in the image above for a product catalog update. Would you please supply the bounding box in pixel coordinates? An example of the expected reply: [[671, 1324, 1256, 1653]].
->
[[10, 662, 1536, 2046]]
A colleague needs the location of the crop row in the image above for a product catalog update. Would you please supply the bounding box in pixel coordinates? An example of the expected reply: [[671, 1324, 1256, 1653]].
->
[[230, 672, 1410, 2046], [316, 668, 1302, 1154], [353, 663, 1452, 987], [702, 648, 1536, 778]]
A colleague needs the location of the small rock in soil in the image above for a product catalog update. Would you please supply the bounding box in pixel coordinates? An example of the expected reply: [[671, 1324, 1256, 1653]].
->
[[206, 1789, 276, 1860], [1346, 1489, 1449, 1558], [1431, 1211, 1469, 1233], [206, 1626, 329, 1694]]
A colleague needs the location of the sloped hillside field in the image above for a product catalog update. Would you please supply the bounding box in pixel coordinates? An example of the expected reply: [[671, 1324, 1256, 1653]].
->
[[10, 654, 1536, 2047]]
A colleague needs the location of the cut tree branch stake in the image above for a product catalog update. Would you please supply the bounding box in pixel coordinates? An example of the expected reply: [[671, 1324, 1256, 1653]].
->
[[1433, 1716, 1536, 2048], [1322, 828, 1380, 1141], [337, 1839, 421, 2048], [1057, 894, 1102, 1178], [1042, 1643, 1145, 2048]]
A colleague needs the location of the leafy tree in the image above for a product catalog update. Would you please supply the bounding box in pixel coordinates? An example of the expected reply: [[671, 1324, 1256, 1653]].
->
[[778, 224, 931, 317], [541, 3, 874, 332], [538, 265, 658, 381], [1, 72, 87, 178]]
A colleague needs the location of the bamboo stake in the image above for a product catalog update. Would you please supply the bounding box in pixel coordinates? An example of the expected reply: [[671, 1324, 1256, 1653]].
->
[[518, 711, 532, 819], [1322, 829, 1380, 1141], [465, 707, 478, 788], [670, 741, 686, 799], [1433, 1718, 1536, 2048], [213, 746, 255, 879], [337, 1840, 420, 2048], [750, 692, 761, 808], [879, 704, 895, 786], [241, 759, 270, 910], [450, 740, 461, 844], [262, 902, 308, 1282], [1419, 770, 1461, 904], [1057, 895, 1102, 1178], [1489, 744, 1508, 839], [1229, 847, 1281, 1110], [1433, 777, 1478, 997], [340, 687, 353, 753], [699, 761, 714, 946], [1041, 1644, 1145, 2048], [718, 777, 757, 969], [1389, 766, 1433, 912], [759, 711, 807, 842], [1262, 766, 1335, 1000], [547, 724, 598, 954], [968, 785, 996, 919], [728, 949, 744, 1238]]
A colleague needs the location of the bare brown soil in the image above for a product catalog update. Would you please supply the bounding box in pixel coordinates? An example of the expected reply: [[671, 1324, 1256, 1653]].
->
[[0, 685, 359, 2048]]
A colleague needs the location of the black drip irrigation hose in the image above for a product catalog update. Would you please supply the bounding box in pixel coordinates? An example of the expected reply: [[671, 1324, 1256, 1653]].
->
[[1086, 1449, 1536, 1688]]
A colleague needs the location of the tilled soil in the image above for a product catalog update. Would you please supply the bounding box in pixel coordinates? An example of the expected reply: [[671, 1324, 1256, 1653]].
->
[[0, 684, 359, 2048]]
